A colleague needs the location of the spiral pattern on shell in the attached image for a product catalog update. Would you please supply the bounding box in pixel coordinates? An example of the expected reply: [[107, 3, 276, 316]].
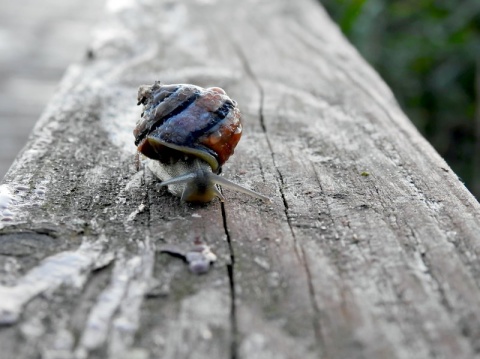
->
[[134, 82, 242, 172]]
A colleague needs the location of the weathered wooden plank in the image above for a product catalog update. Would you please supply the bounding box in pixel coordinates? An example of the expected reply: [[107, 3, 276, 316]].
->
[[1, 0, 480, 358]]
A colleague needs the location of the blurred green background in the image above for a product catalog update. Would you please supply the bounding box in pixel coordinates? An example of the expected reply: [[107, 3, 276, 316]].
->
[[321, 0, 480, 199]]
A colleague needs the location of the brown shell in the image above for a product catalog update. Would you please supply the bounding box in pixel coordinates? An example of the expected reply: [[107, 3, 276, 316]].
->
[[134, 82, 242, 172]]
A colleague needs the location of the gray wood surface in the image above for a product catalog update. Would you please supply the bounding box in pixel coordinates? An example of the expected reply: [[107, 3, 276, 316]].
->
[[1, 0, 480, 358]]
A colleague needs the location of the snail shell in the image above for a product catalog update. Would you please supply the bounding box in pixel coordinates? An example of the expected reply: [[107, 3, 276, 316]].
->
[[134, 82, 269, 203]]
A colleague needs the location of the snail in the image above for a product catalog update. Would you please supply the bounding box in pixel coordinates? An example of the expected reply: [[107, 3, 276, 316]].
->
[[133, 81, 269, 203]]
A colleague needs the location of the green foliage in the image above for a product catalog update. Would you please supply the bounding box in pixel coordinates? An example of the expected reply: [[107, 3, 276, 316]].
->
[[321, 0, 480, 197]]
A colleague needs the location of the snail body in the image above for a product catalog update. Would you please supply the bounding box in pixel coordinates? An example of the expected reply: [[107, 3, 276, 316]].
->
[[134, 82, 269, 203]]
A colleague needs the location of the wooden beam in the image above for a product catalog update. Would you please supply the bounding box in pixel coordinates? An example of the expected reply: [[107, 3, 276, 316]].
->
[[1, 0, 480, 358]]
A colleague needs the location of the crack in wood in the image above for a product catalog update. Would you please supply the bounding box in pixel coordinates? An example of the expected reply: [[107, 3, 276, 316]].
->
[[231, 38, 327, 356], [220, 202, 238, 359]]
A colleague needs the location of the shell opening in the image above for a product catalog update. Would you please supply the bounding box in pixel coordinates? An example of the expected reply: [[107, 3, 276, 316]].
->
[[144, 136, 220, 172]]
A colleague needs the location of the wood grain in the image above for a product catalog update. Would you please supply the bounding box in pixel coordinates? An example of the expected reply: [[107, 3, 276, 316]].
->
[[0, 0, 479, 358]]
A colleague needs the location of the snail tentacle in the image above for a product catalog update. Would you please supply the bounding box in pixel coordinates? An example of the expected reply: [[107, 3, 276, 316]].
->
[[210, 173, 270, 202], [211, 185, 226, 202]]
